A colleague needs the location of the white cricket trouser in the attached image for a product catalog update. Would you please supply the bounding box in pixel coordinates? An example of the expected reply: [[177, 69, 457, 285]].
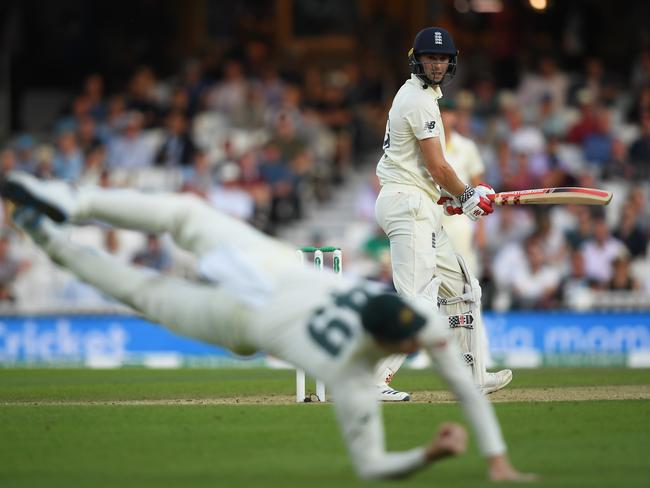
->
[[440, 213, 478, 278], [47, 190, 303, 355], [374, 184, 488, 383]]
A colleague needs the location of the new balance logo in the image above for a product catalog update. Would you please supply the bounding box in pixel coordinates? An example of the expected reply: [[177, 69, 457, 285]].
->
[[432, 232, 436, 248], [434, 32, 443, 44], [424, 120, 436, 131]]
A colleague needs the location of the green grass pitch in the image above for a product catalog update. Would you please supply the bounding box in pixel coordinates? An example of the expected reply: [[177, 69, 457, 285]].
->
[[1, 368, 649, 487]]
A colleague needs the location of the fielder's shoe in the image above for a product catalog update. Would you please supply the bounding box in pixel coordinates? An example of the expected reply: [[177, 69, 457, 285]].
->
[[377, 384, 411, 402], [11, 206, 62, 247], [0, 171, 78, 223], [481, 369, 513, 395]]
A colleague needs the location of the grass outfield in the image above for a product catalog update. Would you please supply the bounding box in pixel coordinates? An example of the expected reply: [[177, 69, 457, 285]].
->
[[1, 368, 649, 487]]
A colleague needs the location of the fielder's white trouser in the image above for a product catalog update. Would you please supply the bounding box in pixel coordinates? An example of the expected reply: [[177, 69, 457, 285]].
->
[[374, 184, 489, 386], [45, 189, 301, 355]]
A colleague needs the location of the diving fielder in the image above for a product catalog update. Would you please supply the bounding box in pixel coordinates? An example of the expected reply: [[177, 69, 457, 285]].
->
[[374, 27, 512, 398], [2, 172, 534, 481]]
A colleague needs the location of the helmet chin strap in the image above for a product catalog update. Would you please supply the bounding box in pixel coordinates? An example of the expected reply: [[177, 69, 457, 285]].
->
[[415, 69, 447, 89], [410, 56, 456, 89]]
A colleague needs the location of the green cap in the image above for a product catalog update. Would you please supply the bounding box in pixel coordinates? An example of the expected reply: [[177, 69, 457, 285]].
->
[[438, 96, 457, 111], [360, 294, 427, 341]]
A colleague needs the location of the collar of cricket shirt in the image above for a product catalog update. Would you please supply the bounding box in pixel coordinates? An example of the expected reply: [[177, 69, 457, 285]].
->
[[409, 74, 443, 99]]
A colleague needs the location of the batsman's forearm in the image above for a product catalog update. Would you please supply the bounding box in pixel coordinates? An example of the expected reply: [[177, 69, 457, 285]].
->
[[425, 160, 467, 196]]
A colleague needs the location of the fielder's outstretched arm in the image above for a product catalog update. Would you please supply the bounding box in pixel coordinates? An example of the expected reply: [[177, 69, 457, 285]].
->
[[424, 337, 538, 481], [330, 375, 470, 480], [425, 337, 506, 457], [330, 379, 428, 480]]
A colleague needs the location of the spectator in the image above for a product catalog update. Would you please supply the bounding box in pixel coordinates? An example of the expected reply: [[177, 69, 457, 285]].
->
[[77, 116, 102, 156], [236, 150, 272, 232], [99, 95, 130, 142], [209, 163, 256, 222], [256, 63, 286, 110], [613, 203, 647, 258], [628, 112, 650, 177], [484, 206, 535, 256], [631, 49, 650, 96], [0, 148, 17, 175], [582, 108, 614, 168], [79, 145, 107, 186], [505, 108, 545, 159], [14, 134, 39, 174], [560, 250, 597, 309], [538, 93, 569, 138], [607, 256, 641, 291], [0, 235, 30, 302], [504, 151, 536, 191], [581, 216, 627, 286], [127, 66, 164, 127], [565, 206, 594, 251], [182, 152, 214, 198], [510, 236, 562, 309], [132, 234, 172, 272], [33, 145, 56, 180], [566, 90, 599, 144], [82, 73, 107, 121], [155, 110, 197, 167], [271, 112, 308, 163], [106, 111, 156, 169], [517, 55, 569, 119], [602, 138, 634, 180], [314, 75, 354, 181], [472, 73, 499, 120], [180, 59, 210, 117], [164, 86, 191, 118], [628, 185, 650, 232], [258, 141, 300, 225], [569, 57, 606, 106], [52, 130, 84, 181], [205, 59, 249, 115], [539, 136, 578, 188]]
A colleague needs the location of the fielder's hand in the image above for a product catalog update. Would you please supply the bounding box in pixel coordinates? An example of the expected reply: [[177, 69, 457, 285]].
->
[[458, 184, 494, 221], [487, 454, 539, 482], [424, 422, 468, 462]]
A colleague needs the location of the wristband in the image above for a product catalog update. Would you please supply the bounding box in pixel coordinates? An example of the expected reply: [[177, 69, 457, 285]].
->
[[457, 185, 475, 205]]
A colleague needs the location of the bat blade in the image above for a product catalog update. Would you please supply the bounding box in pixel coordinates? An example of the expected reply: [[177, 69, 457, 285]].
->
[[489, 187, 612, 206]]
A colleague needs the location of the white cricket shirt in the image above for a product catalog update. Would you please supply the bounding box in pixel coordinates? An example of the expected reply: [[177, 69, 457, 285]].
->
[[376, 74, 446, 201]]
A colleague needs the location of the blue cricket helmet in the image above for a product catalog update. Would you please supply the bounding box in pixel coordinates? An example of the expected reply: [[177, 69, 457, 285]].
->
[[408, 27, 459, 87]]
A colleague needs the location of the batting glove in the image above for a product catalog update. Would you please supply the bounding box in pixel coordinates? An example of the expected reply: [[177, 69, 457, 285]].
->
[[457, 185, 494, 221], [436, 195, 462, 216]]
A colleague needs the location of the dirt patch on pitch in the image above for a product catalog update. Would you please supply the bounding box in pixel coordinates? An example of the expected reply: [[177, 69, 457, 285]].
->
[[413, 384, 650, 403], [3, 385, 649, 406]]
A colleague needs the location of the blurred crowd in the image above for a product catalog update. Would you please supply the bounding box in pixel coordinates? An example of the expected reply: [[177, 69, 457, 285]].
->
[[0, 45, 389, 309], [1, 43, 650, 311]]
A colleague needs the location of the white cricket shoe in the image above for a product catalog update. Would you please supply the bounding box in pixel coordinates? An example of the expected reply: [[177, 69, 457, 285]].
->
[[481, 369, 513, 395], [377, 384, 411, 402], [1, 171, 78, 223]]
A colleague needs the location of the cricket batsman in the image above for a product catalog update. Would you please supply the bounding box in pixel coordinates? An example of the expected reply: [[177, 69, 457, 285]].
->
[[2, 171, 535, 481], [373, 27, 512, 400]]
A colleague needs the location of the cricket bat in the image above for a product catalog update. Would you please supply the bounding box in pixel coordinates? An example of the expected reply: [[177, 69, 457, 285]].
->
[[488, 187, 612, 206]]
